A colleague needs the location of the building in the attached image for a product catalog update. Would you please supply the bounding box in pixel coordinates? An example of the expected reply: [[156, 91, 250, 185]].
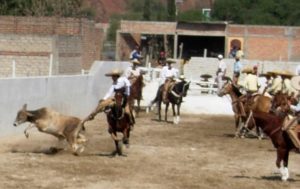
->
[[116, 20, 300, 63]]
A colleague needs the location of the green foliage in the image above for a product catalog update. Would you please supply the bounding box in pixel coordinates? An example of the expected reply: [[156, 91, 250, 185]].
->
[[178, 9, 203, 22], [0, 0, 94, 19], [167, 0, 176, 21], [212, 0, 300, 26]]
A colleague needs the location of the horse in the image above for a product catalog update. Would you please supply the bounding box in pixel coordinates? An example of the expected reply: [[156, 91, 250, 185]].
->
[[218, 80, 272, 138], [128, 75, 144, 116], [252, 109, 300, 181], [84, 90, 132, 156], [149, 80, 190, 124]]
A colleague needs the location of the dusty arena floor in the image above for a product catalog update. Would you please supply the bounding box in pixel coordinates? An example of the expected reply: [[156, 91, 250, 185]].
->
[[0, 112, 300, 189]]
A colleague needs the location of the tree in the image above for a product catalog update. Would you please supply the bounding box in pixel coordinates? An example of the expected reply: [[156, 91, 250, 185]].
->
[[212, 0, 300, 26], [143, 0, 151, 21], [167, 0, 176, 21]]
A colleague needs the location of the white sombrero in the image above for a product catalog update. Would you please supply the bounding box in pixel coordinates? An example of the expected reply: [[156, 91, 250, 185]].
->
[[105, 68, 123, 77], [179, 75, 185, 80], [291, 76, 300, 90], [131, 59, 141, 64]]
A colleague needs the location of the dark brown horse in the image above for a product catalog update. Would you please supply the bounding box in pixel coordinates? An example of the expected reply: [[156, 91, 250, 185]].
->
[[85, 91, 132, 156], [218, 80, 272, 138], [128, 75, 144, 116], [149, 80, 190, 124], [252, 110, 300, 181]]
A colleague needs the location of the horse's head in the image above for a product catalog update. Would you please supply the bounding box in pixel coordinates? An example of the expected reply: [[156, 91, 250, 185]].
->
[[173, 80, 190, 97], [217, 79, 232, 97], [181, 81, 191, 97]]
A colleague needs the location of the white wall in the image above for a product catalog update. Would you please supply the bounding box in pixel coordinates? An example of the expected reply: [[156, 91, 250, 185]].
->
[[0, 61, 130, 137]]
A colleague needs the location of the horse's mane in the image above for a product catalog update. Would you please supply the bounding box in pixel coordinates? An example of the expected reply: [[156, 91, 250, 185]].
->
[[231, 84, 243, 97], [173, 81, 186, 92]]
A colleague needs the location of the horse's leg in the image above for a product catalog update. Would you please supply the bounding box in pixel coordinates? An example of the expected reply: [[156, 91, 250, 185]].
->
[[234, 114, 241, 138], [276, 148, 289, 181], [172, 103, 177, 124], [165, 102, 169, 122], [281, 150, 290, 181], [158, 101, 162, 121], [111, 132, 122, 156], [122, 126, 130, 148], [136, 99, 140, 117], [174, 103, 181, 124]]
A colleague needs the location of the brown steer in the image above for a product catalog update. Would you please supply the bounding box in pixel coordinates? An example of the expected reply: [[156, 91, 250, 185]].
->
[[13, 104, 87, 155]]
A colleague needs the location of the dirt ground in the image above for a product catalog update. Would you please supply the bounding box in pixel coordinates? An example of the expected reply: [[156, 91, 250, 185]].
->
[[0, 112, 300, 189]]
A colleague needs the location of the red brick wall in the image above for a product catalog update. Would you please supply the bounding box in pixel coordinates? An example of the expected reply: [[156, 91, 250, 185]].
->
[[228, 25, 300, 61]]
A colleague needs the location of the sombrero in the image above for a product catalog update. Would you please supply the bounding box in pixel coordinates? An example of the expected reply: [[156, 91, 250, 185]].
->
[[105, 68, 123, 77], [259, 72, 272, 78], [179, 75, 185, 80], [166, 58, 177, 64], [280, 70, 294, 78], [241, 67, 253, 74], [131, 59, 140, 64], [267, 70, 284, 76], [291, 76, 300, 90]]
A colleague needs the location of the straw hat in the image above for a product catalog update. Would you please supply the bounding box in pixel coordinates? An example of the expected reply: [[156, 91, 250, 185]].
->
[[280, 70, 294, 78], [291, 76, 300, 90], [166, 58, 177, 64], [267, 70, 284, 76], [179, 75, 185, 80], [241, 67, 253, 74], [105, 68, 123, 77], [131, 59, 140, 64]]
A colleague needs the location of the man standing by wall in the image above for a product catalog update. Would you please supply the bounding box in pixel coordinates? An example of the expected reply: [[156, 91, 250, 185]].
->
[[216, 54, 226, 92]]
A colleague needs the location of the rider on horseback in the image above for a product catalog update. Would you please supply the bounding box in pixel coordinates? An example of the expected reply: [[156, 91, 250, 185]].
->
[[103, 69, 135, 127], [160, 58, 179, 104], [125, 59, 142, 83]]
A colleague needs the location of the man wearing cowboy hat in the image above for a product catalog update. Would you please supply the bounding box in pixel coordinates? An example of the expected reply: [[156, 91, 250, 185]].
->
[[281, 75, 300, 152], [281, 71, 297, 97], [103, 68, 134, 126], [160, 58, 179, 104], [216, 54, 227, 92], [267, 70, 283, 95], [243, 66, 259, 94], [125, 59, 144, 84]]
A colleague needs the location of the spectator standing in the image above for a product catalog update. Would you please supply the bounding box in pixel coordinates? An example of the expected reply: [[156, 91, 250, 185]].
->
[[233, 56, 242, 86], [130, 45, 142, 61], [216, 54, 227, 92]]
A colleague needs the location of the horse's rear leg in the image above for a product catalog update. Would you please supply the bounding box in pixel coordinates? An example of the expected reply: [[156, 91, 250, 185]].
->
[[122, 128, 130, 148], [165, 103, 169, 122], [234, 115, 241, 138]]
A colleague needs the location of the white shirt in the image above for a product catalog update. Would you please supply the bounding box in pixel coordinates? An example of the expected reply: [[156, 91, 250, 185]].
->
[[125, 66, 141, 78], [160, 66, 178, 83], [103, 77, 131, 100]]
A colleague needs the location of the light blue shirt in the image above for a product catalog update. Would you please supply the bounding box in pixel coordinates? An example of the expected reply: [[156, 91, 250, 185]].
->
[[233, 60, 242, 73]]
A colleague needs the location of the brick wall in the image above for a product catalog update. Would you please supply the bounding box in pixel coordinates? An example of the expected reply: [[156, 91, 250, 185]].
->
[[227, 25, 300, 61], [0, 16, 103, 77]]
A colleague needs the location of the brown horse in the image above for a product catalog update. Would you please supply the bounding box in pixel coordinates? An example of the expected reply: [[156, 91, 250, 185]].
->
[[252, 110, 300, 181], [128, 75, 144, 116], [85, 91, 132, 156], [218, 80, 272, 138]]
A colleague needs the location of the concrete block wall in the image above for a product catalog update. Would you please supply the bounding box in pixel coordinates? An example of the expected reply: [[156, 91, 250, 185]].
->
[[0, 16, 103, 77], [184, 57, 300, 81], [0, 61, 130, 137]]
